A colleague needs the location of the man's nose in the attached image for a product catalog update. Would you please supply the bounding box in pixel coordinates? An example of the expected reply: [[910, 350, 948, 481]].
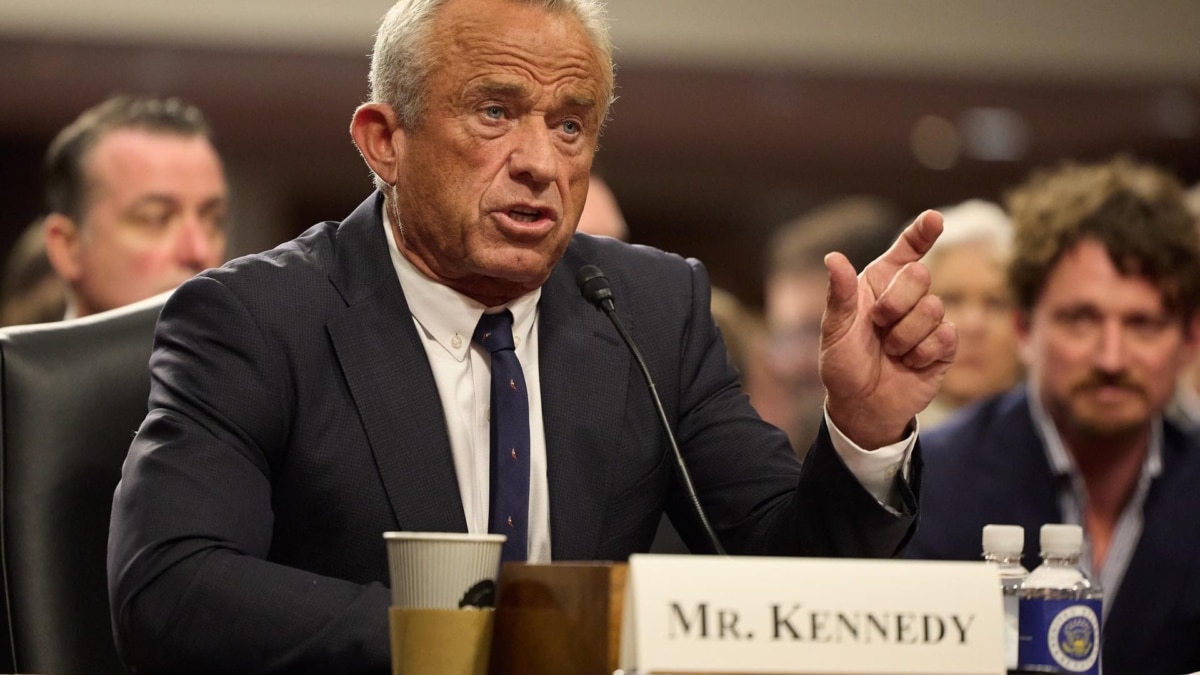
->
[[174, 215, 222, 270], [1094, 319, 1127, 373], [953, 301, 988, 336], [508, 120, 557, 185]]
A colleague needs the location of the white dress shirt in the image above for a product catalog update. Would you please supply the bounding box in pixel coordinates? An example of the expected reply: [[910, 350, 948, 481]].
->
[[383, 212, 912, 562], [1027, 384, 1161, 619]]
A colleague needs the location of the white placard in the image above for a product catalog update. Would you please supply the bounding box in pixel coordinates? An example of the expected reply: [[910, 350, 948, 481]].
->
[[619, 554, 1004, 675]]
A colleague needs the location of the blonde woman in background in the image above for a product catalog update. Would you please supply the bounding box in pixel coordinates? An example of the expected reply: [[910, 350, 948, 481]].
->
[[918, 200, 1021, 428]]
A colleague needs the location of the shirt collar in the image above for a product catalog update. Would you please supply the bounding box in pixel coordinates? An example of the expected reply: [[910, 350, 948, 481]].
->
[[383, 204, 541, 362]]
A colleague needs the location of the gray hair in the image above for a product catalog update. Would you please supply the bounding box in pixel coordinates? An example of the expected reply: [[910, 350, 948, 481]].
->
[[926, 199, 1012, 265], [369, 0, 615, 129]]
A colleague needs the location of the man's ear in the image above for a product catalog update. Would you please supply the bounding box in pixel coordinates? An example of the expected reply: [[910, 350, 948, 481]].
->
[[43, 213, 83, 283], [350, 103, 405, 186]]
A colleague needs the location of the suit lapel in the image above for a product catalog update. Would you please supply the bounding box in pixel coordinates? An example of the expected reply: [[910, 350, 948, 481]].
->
[[323, 212, 635, 551], [326, 193, 467, 534], [1104, 424, 1200, 655], [539, 247, 631, 560], [981, 390, 1063, 570]]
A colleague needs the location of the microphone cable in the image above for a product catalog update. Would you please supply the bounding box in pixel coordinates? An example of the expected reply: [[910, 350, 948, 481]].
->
[[576, 264, 727, 556]]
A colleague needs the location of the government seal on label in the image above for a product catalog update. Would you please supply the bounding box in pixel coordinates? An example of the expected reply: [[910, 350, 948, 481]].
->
[[1046, 604, 1099, 672]]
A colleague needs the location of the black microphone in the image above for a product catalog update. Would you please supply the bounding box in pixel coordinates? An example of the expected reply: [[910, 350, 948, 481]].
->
[[576, 264, 727, 556]]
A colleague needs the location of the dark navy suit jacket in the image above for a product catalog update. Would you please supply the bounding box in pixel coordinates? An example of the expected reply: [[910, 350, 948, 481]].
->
[[907, 386, 1200, 675], [108, 193, 919, 674]]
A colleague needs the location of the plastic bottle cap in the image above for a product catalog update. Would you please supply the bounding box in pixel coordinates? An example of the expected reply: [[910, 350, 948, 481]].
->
[[982, 524, 1024, 555], [1039, 523, 1083, 557]]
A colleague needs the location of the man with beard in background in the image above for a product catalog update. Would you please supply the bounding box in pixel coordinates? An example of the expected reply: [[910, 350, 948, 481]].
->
[[907, 157, 1200, 675]]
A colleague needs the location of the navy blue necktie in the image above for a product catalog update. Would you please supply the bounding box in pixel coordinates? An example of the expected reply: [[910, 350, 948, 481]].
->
[[473, 310, 530, 562]]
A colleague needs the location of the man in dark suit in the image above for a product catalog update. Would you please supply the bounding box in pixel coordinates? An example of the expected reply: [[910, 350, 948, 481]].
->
[[906, 157, 1200, 675], [107, 0, 956, 672]]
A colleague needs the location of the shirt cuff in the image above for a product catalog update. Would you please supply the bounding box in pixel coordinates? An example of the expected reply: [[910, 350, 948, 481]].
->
[[824, 406, 916, 509]]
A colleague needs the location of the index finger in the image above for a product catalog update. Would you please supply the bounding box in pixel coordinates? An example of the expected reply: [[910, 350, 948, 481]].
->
[[865, 210, 944, 289]]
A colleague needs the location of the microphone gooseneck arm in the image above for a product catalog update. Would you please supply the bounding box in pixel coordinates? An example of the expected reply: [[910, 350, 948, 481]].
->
[[576, 264, 727, 556]]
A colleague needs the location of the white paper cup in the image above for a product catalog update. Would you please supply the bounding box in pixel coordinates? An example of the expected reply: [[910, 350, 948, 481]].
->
[[383, 531, 506, 609]]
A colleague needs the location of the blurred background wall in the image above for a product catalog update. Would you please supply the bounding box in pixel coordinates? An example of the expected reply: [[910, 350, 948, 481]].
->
[[1, 0, 1198, 306]]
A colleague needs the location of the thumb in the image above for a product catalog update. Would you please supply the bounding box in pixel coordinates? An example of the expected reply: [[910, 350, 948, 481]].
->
[[823, 251, 859, 334]]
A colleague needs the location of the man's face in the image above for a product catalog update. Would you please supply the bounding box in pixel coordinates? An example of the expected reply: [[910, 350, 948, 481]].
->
[[390, 0, 605, 305], [750, 270, 829, 448], [65, 128, 228, 316], [1021, 239, 1199, 441], [763, 270, 827, 393]]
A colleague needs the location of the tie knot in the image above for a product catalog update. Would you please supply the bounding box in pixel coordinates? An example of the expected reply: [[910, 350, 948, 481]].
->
[[473, 310, 516, 353]]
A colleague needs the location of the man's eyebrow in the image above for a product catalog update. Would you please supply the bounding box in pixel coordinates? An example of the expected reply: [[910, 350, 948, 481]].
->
[[201, 195, 229, 211], [123, 194, 227, 213], [126, 194, 176, 209], [563, 92, 597, 109], [467, 80, 597, 109], [470, 80, 530, 98]]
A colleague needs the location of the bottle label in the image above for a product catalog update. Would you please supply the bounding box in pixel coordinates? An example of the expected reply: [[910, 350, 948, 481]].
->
[[1018, 598, 1102, 673]]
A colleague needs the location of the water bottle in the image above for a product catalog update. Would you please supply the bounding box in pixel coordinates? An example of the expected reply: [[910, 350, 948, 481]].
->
[[982, 524, 1028, 673], [1017, 524, 1103, 674]]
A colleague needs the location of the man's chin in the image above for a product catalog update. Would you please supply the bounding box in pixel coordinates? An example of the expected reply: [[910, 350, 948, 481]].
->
[[1070, 410, 1149, 440], [475, 249, 559, 283], [487, 265, 552, 291], [458, 263, 553, 304]]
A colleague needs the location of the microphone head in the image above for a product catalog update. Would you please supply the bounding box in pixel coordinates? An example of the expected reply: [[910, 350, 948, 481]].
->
[[576, 264, 614, 309]]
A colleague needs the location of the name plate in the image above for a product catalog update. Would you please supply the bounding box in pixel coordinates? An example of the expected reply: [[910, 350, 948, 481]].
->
[[619, 554, 1003, 675]]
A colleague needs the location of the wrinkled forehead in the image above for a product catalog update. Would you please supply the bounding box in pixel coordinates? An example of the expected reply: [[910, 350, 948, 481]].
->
[[430, 0, 612, 107]]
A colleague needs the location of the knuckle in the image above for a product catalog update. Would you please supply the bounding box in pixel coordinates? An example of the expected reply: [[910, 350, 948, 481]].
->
[[921, 294, 945, 321], [938, 322, 959, 356], [884, 329, 909, 355], [904, 261, 931, 288]]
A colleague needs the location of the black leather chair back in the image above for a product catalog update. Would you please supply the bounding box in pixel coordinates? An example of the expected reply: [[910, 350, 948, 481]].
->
[[0, 295, 164, 675]]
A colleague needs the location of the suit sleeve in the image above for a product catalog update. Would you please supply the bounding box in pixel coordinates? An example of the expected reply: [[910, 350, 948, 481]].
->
[[107, 276, 391, 674], [665, 258, 920, 557]]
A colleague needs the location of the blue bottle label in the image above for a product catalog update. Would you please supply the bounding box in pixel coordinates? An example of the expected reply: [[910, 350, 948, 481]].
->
[[1018, 598, 1102, 673]]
